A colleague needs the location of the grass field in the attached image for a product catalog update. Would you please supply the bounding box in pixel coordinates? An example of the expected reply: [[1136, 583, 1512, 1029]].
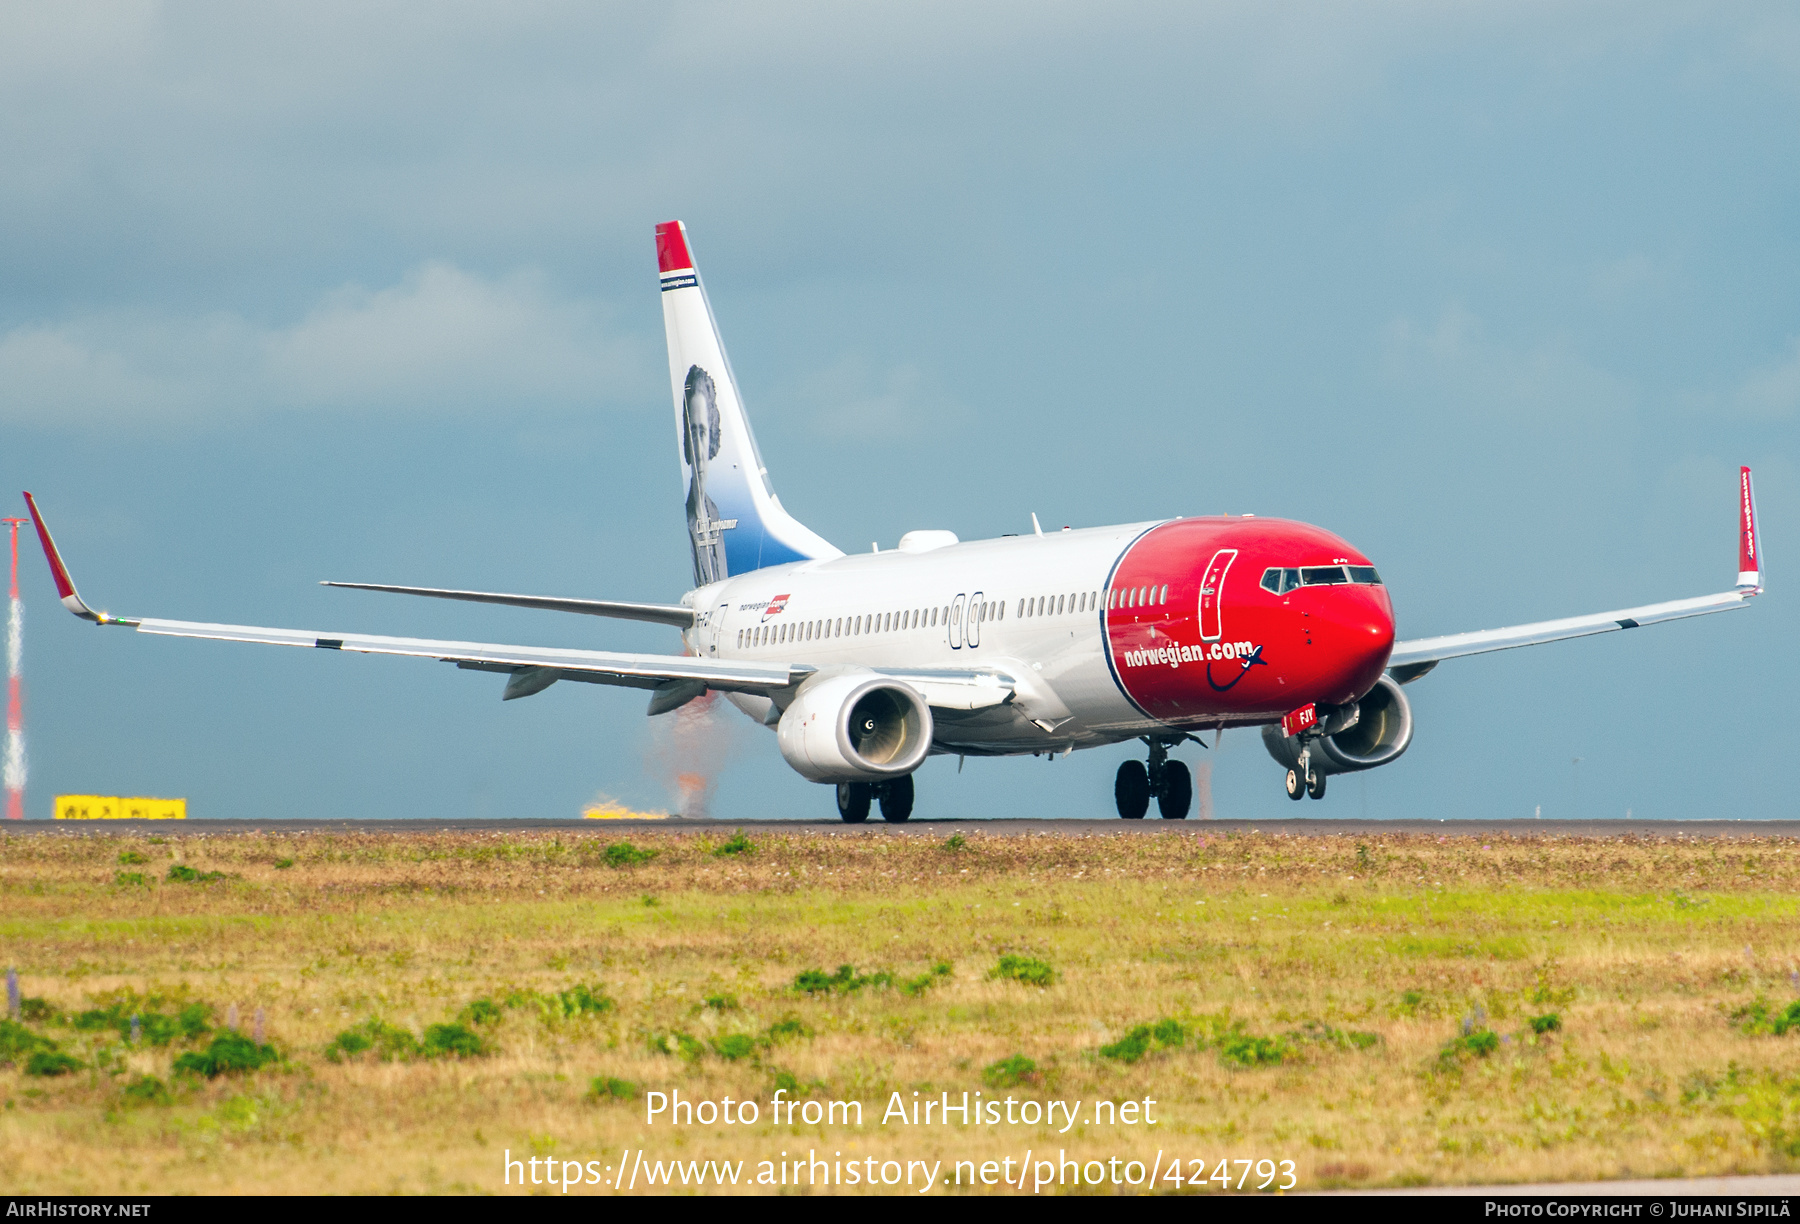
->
[[4, 825, 1800, 1195]]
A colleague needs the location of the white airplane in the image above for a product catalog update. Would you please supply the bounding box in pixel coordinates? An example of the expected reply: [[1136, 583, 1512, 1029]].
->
[[24, 221, 1765, 822]]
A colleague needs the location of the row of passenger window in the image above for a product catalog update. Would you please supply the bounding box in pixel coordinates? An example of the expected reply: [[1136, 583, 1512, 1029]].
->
[[1108, 584, 1167, 610], [1258, 565, 1383, 594], [1017, 591, 1100, 618], [738, 601, 982, 650], [735, 578, 1194, 653]]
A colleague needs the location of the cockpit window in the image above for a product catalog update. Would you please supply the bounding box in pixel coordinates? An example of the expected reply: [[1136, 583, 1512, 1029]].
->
[[1260, 565, 1383, 593]]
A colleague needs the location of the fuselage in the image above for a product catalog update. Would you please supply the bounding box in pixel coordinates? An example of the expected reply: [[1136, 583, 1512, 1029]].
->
[[683, 515, 1396, 756]]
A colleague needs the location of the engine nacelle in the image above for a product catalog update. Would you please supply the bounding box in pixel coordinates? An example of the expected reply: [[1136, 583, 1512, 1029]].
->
[[777, 671, 933, 783], [1261, 674, 1413, 776]]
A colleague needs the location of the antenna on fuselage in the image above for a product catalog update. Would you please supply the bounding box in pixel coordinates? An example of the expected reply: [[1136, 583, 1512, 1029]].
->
[[1030, 513, 1043, 537]]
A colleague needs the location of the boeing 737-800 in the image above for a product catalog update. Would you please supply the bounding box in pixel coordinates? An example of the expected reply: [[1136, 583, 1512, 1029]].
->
[[23, 221, 1766, 821]]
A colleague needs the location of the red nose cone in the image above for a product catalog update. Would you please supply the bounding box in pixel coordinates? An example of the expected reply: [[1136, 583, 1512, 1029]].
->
[[1319, 585, 1396, 703]]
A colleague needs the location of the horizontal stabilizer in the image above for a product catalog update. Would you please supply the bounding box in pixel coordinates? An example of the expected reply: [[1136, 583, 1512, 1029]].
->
[[322, 581, 695, 628]]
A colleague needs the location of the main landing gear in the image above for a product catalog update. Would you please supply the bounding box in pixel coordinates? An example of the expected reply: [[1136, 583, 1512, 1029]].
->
[[836, 774, 915, 823], [1284, 747, 1327, 801], [1115, 738, 1192, 820]]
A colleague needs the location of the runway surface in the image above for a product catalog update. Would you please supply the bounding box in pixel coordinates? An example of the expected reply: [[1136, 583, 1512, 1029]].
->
[[6, 817, 1800, 838]]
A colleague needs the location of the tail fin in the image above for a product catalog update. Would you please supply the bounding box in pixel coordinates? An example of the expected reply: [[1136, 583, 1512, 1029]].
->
[[657, 221, 839, 585]]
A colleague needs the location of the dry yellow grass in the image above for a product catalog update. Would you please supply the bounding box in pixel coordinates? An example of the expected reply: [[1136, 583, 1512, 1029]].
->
[[3, 825, 1800, 1195]]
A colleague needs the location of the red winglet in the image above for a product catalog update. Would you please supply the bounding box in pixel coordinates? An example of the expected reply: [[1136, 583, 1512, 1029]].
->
[[21, 492, 102, 621], [656, 220, 694, 274], [1738, 466, 1762, 591]]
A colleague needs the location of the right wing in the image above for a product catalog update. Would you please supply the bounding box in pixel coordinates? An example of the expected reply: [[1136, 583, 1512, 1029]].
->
[[1387, 467, 1764, 683]]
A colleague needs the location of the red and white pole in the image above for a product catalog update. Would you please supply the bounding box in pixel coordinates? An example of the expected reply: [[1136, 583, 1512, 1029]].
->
[[2, 518, 24, 820]]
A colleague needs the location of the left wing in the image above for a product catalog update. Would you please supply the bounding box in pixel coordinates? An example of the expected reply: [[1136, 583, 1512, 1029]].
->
[[22, 492, 1022, 714], [22, 492, 803, 703], [1387, 467, 1764, 683], [320, 581, 696, 628]]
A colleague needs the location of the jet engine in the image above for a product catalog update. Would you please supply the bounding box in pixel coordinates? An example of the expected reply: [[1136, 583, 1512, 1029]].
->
[[1261, 674, 1413, 776], [777, 671, 933, 783]]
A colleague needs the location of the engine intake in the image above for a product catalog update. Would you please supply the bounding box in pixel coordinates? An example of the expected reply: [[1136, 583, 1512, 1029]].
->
[[1261, 674, 1413, 776], [777, 671, 933, 783]]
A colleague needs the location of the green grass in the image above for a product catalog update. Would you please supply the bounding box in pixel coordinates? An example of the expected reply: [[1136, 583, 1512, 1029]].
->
[[172, 1033, 280, 1077], [588, 1075, 636, 1101], [25, 1050, 83, 1077], [602, 842, 658, 868], [5, 827, 1800, 1193], [712, 832, 756, 858], [164, 864, 225, 885], [991, 954, 1055, 987], [794, 964, 893, 994], [982, 1053, 1037, 1088]]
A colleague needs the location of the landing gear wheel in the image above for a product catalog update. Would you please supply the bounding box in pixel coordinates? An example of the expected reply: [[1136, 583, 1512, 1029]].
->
[[1157, 760, 1192, 820], [878, 774, 914, 823], [1115, 760, 1150, 819], [837, 782, 871, 823], [1306, 771, 1327, 800], [1285, 769, 1305, 801]]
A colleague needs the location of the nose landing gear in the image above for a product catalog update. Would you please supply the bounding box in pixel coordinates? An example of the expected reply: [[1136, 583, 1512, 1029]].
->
[[1284, 744, 1328, 801], [1115, 737, 1193, 819]]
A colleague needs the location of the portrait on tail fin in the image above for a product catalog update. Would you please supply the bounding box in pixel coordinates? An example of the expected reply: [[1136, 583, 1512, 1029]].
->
[[682, 364, 732, 585]]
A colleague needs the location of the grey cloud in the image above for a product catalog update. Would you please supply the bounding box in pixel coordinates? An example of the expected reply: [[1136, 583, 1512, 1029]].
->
[[8, 1, 1753, 308], [0, 262, 651, 428]]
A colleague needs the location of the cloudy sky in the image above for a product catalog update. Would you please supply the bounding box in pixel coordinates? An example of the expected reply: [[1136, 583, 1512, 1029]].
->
[[4, 2, 1795, 823]]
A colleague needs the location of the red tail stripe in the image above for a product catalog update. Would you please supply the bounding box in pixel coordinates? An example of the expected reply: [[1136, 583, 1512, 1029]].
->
[[656, 221, 694, 274]]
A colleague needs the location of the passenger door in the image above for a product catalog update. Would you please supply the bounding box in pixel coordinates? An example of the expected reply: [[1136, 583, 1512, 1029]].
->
[[1198, 549, 1238, 642], [967, 590, 984, 649], [949, 593, 966, 649]]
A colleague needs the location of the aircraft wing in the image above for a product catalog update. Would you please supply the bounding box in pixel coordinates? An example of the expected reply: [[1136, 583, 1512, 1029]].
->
[[22, 492, 802, 702], [1387, 467, 1764, 683], [132, 618, 805, 693], [320, 581, 695, 628], [22, 492, 1023, 712]]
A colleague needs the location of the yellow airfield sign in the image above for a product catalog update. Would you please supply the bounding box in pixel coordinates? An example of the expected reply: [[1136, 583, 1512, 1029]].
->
[[581, 801, 667, 820], [55, 795, 187, 820]]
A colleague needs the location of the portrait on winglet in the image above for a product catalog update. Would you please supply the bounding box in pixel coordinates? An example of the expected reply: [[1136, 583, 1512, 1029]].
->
[[682, 364, 726, 585]]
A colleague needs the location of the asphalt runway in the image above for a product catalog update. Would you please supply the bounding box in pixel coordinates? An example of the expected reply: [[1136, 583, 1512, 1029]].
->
[[5, 817, 1800, 838]]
